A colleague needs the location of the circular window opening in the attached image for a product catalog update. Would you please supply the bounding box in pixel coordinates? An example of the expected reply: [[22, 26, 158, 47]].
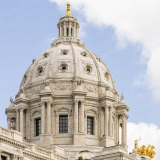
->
[[39, 70, 43, 73], [87, 69, 90, 73], [62, 67, 66, 70]]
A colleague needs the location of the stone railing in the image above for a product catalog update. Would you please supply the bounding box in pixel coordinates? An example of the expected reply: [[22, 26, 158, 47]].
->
[[0, 125, 23, 142], [51, 37, 85, 46], [0, 126, 71, 160]]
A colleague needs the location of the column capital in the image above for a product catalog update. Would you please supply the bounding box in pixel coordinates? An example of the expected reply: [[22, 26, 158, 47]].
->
[[74, 100, 79, 104], [41, 101, 45, 106], [46, 101, 51, 106], [19, 107, 24, 111], [81, 100, 84, 105], [122, 113, 128, 118], [109, 105, 113, 109], [7, 117, 11, 121]]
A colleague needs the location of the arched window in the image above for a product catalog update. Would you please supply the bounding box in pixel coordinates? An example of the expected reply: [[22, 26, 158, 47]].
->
[[67, 27, 69, 37]]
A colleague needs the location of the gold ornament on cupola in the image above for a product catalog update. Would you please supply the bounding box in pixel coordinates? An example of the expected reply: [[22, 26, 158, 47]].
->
[[65, 2, 72, 17]]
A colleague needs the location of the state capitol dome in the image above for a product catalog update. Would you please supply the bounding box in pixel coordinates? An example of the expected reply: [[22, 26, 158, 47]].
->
[[5, 2, 129, 159]]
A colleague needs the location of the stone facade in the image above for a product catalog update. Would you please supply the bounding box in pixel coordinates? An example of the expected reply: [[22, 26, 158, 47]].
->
[[2, 3, 153, 160]]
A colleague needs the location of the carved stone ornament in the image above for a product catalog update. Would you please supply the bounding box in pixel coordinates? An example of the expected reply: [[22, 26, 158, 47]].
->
[[31, 85, 45, 95], [23, 74, 27, 84], [104, 71, 109, 81], [32, 59, 36, 64], [120, 93, 124, 101], [43, 52, 50, 58], [105, 84, 110, 91], [10, 97, 13, 103], [61, 49, 68, 55], [56, 84, 71, 90], [59, 62, 68, 72], [84, 85, 96, 93], [96, 57, 101, 62]]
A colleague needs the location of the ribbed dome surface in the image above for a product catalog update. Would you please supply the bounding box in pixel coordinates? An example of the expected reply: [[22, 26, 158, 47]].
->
[[17, 41, 116, 100]]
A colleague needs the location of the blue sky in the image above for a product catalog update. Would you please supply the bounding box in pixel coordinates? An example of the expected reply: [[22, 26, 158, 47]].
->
[[0, 0, 160, 158]]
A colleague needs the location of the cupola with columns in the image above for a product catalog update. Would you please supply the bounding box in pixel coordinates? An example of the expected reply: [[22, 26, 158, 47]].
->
[[5, 2, 129, 158], [57, 2, 80, 38]]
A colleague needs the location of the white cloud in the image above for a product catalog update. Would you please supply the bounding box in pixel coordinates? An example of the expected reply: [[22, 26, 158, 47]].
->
[[128, 122, 160, 160], [49, 0, 160, 101]]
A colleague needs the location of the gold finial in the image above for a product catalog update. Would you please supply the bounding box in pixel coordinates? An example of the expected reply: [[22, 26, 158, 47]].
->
[[65, 2, 72, 17]]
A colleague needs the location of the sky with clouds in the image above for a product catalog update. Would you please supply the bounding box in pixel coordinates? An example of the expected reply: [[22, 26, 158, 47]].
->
[[0, 0, 160, 159]]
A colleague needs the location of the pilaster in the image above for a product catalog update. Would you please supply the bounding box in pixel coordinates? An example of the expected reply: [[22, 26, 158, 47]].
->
[[109, 106, 113, 137], [105, 106, 108, 136]]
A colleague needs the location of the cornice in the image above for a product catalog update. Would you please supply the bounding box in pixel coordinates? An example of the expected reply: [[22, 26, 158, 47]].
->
[[0, 135, 26, 149]]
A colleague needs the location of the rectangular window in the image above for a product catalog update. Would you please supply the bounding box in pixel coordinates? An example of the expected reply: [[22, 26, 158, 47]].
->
[[1, 156, 6, 160], [59, 115, 68, 133], [87, 117, 94, 135], [36, 118, 41, 136]]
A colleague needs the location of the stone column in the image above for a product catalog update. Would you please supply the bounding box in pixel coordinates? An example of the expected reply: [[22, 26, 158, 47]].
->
[[126, 116, 128, 145], [16, 109, 20, 132], [47, 102, 51, 133], [73, 23, 76, 37], [20, 108, 24, 134], [64, 22, 66, 37], [77, 26, 79, 38], [116, 115, 119, 144], [58, 27, 60, 38], [122, 113, 126, 145], [80, 101, 84, 133], [109, 106, 112, 137], [69, 22, 71, 37], [74, 101, 78, 133], [105, 106, 108, 136], [41, 102, 45, 134], [60, 23, 62, 37], [7, 117, 11, 130]]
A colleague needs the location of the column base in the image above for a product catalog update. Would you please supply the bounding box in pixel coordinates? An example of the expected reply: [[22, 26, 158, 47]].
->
[[73, 133, 86, 146], [100, 136, 114, 147], [40, 133, 54, 148]]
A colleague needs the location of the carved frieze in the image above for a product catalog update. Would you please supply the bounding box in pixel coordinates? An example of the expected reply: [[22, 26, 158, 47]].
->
[[31, 85, 45, 96], [84, 85, 97, 93], [56, 84, 71, 90]]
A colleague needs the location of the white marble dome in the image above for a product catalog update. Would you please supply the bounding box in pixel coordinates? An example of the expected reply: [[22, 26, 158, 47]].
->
[[5, 3, 129, 158], [17, 38, 117, 100]]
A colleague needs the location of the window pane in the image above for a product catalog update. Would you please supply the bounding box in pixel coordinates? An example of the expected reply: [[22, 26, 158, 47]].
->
[[87, 117, 93, 135], [36, 118, 41, 136], [59, 115, 68, 133], [1, 156, 6, 160]]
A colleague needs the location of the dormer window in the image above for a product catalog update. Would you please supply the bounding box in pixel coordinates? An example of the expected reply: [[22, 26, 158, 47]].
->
[[37, 66, 44, 76], [85, 65, 92, 74], [61, 49, 68, 55], [43, 52, 50, 58], [81, 51, 87, 57], [60, 63, 68, 72]]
